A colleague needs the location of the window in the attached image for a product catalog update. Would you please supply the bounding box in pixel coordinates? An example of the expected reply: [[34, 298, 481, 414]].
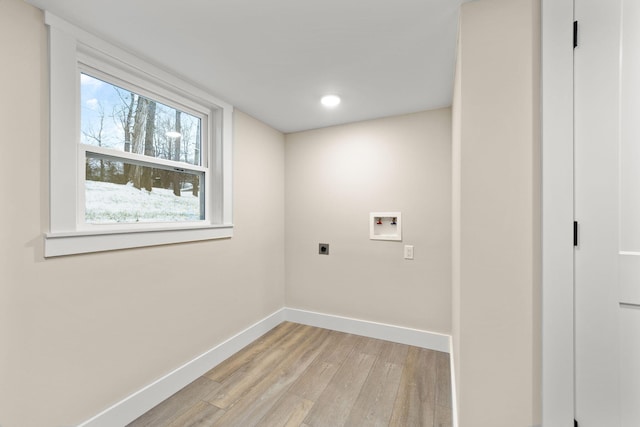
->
[[80, 72, 206, 224], [44, 13, 233, 257]]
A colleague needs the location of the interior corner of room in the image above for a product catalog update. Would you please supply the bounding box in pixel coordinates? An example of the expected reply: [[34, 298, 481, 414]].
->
[[1, 0, 551, 426]]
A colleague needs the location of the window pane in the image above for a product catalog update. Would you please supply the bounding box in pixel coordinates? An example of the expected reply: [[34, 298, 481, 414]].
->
[[85, 156, 203, 224], [80, 73, 202, 166]]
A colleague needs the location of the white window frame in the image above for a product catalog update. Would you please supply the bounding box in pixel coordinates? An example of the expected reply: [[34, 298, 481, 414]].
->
[[44, 12, 233, 257]]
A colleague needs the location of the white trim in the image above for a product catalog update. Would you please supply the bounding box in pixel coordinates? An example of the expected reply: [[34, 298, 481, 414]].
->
[[284, 308, 451, 353], [77, 309, 286, 427], [76, 307, 453, 426], [449, 337, 459, 427], [81, 145, 208, 173], [541, 0, 575, 424], [44, 225, 233, 257], [49, 25, 79, 232]]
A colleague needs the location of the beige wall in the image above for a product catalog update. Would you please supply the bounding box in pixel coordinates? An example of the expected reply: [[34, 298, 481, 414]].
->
[[285, 110, 452, 333], [0, 2, 285, 426], [452, 0, 541, 425]]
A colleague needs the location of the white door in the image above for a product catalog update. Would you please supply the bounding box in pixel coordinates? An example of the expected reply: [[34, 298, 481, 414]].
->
[[575, 0, 640, 425]]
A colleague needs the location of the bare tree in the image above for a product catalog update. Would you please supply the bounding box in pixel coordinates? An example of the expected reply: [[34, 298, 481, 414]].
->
[[129, 96, 148, 189], [82, 101, 106, 181], [172, 110, 182, 196], [113, 89, 135, 179], [192, 122, 200, 196], [141, 100, 157, 191]]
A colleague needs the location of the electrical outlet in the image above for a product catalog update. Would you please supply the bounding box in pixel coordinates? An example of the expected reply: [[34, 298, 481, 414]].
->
[[319, 243, 329, 255], [404, 245, 414, 260]]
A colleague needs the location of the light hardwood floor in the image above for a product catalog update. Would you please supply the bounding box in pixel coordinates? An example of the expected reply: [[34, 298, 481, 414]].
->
[[127, 322, 452, 427]]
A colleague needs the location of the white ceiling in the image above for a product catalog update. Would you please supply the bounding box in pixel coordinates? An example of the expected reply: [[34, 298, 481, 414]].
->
[[26, 0, 466, 133]]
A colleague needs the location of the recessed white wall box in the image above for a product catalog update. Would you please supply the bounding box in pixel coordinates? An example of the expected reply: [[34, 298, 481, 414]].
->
[[370, 212, 402, 241]]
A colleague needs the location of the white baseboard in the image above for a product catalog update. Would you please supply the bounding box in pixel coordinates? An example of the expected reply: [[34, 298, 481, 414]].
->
[[77, 308, 286, 427], [284, 308, 451, 353], [77, 307, 451, 426]]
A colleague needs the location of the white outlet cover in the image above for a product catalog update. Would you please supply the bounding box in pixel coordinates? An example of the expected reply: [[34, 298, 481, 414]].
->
[[404, 245, 414, 260]]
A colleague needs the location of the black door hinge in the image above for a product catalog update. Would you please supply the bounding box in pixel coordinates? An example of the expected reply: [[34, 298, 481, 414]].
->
[[574, 21, 579, 48], [574, 221, 579, 247]]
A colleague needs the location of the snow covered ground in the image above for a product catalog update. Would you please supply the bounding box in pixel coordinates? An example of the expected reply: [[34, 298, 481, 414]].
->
[[85, 180, 201, 223]]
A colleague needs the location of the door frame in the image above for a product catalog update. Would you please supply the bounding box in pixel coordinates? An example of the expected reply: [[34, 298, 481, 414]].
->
[[541, 0, 575, 425]]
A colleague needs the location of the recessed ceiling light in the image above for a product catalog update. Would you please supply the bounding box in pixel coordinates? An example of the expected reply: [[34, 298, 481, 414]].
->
[[165, 131, 182, 138], [321, 94, 341, 108]]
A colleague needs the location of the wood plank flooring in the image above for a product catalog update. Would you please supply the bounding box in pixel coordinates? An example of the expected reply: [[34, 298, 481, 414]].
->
[[127, 322, 452, 427]]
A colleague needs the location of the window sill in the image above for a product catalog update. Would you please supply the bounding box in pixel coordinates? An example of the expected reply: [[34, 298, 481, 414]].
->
[[44, 224, 233, 257]]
